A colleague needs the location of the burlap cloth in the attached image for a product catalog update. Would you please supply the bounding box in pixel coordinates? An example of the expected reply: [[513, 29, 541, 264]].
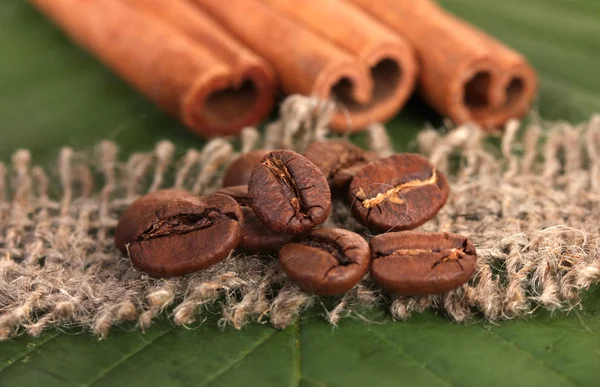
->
[[1, 96, 599, 340]]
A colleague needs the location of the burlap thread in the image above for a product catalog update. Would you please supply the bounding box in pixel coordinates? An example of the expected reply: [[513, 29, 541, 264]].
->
[[1, 95, 599, 340]]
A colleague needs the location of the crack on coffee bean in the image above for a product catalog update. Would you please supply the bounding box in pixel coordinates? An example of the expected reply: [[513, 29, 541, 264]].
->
[[373, 248, 433, 259], [357, 169, 438, 209], [373, 245, 468, 271], [298, 184, 315, 192], [136, 208, 237, 241], [284, 204, 325, 227], [431, 248, 466, 271], [263, 156, 310, 219], [301, 237, 352, 266], [364, 204, 385, 223]]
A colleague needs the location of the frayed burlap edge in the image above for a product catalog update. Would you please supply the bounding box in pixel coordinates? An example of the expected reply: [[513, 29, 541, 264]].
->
[[1, 95, 599, 340]]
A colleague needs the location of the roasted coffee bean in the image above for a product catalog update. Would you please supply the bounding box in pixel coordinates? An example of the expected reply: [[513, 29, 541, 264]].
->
[[249, 150, 331, 234], [303, 140, 374, 191], [215, 185, 251, 207], [222, 150, 270, 187], [278, 228, 369, 295], [216, 185, 296, 253], [370, 231, 477, 295], [349, 153, 449, 232], [333, 163, 369, 189], [115, 189, 243, 277], [240, 206, 297, 253]]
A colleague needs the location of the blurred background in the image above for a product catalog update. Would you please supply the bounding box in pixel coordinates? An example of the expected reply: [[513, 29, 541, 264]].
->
[[1, 0, 599, 165]]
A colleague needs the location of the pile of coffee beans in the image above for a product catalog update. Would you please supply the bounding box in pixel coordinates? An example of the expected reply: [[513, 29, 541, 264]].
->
[[115, 141, 477, 296]]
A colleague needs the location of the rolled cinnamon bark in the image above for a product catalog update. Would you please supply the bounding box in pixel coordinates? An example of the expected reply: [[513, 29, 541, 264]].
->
[[124, 0, 275, 124], [194, 0, 391, 133], [30, 0, 276, 137], [350, 0, 538, 129], [260, 0, 418, 131]]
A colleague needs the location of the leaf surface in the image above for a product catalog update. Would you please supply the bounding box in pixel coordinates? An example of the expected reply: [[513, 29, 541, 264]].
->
[[1, 0, 599, 386]]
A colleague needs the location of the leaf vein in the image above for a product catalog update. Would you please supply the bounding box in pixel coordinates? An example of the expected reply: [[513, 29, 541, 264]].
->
[[481, 327, 581, 387], [365, 326, 453, 387], [294, 318, 302, 387], [86, 326, 177, 386], [300, 376, 330, 387], [32, 365, 72, 383], [203, 329, 280, 387], [0, 331, 61, 375]]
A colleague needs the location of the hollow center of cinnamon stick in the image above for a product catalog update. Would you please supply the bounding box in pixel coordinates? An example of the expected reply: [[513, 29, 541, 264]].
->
[[331, 58, 401, 113], [464, 72, 527, 117], [505, 77, 524, 108], [464, 71, 491, 109], [203, 79, 259, 125]]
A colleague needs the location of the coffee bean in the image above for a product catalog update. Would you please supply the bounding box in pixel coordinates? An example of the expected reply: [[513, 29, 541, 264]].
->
[[216, 185, 296, 253], [304, 140, 373, 191], [240, 207, 297, 253], [370, 231, 477, 295], [115, 189, 243, 277], [349, 154, 449, 232], [333, 163, 369, 189], [222, 150, 270, 187], [279, 228, 369, 295], [249, 150, 331, 234], [215, 185, 251, 207]]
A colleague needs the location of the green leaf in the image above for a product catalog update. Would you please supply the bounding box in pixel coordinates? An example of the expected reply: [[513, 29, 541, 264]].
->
[[1, 296, 600, 386], [1, 0, 599, 386]]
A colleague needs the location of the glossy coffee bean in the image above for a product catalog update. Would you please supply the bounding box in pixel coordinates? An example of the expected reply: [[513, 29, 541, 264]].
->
[[249, 150, 331, 234], [278, 228, 370, 295], [222, 150, 270, 187], [216, 185, 296, 253], [370, 231, 477, 295], [303, 140, 373, 191], [115, 189, 243, 277], [215, 185, 251, 206], [240, 207, 297, 253], [349, 154, 449, 232]]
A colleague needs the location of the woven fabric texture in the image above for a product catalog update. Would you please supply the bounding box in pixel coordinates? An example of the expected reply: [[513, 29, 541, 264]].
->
[[1, 96, 599, 340]]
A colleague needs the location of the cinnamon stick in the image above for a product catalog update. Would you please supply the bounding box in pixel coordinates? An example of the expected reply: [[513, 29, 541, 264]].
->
[[350, 0, 538, 129], [258, 0, 418, 131], [124, 0, 275, 115], [194, 0, 405, 132], [30, 0, 276, 137]]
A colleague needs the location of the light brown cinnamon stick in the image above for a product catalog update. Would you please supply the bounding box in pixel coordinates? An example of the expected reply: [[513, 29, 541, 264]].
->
[[194, 0, 396, 133], [30, 0, 276, 138], [351, 0, 538, 129], [124, 0, 275, 111], [259, 0, 418, 131]]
